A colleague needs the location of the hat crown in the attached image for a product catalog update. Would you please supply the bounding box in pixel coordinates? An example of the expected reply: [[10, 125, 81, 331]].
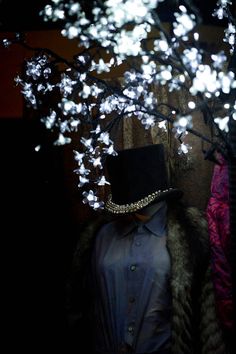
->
[[106, 144, 169, 205]]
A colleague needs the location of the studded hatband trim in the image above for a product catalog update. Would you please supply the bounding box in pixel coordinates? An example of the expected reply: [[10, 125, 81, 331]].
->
[[105, 188, 173, 214]]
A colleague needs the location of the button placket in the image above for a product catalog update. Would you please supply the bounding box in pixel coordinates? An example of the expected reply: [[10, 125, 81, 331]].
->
[[128, 324, 134, 334], [133, 226, 143, 248], [126, 266, 138, 343], [124, 225, 143, 346]]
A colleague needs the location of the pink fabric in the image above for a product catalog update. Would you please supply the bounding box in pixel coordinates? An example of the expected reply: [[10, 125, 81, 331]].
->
[[206, 154, 234, 331]]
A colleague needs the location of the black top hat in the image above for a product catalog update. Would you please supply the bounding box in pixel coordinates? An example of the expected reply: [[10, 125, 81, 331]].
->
[[105, 144, 183, 214]]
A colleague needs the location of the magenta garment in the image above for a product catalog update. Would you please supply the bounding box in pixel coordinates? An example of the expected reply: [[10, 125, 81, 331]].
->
[[206, 154, 234, 331]]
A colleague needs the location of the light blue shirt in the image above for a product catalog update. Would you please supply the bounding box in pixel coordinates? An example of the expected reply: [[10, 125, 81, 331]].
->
[[91, 202, 171, 354]]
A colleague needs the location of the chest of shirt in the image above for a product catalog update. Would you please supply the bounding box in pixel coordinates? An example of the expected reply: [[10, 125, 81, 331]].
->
[[94, 227, 171, 285]]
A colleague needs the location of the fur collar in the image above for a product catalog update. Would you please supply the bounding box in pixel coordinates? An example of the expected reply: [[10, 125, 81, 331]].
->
[[167, 207, 203, 353], [68, 206, 225, 354]]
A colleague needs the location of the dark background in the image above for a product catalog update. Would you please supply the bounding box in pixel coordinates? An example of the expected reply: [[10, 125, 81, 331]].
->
[[1, 117, 85, 351], [0, 0, 232, 31]]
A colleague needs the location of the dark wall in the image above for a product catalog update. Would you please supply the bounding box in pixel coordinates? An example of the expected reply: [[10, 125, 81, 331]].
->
[[1, 117, 88, 351]]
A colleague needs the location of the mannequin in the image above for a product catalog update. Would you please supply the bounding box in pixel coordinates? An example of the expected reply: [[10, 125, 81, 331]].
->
[[67, 144, 226, 354]]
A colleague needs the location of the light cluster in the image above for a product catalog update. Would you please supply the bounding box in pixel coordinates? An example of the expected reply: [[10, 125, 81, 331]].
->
[[3, 0, 236, 209], [213, 0, 235, 53]]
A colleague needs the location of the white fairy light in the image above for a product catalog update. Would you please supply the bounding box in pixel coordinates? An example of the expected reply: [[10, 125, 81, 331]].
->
[[159, 69, 172, 81], [173, 6, 196, 37], [54, 8, 64, 20], [96, 176, 110, 186], [67, 26, 80, 39], [190, 65, 219, 94], [81, 84, 91, 98], [179, 74, 185, 83], [37, 84, 45, 92], [69, 3, 80, 15], [188, 101, 196, 109], [82, 190, 104, 209], [214, 116, 230, 132], [58, 74, 77, 97], [43, 67, 52, 78], [103, 144, 117, 156], [154, 39, 169, 52], [174, 115, 193, 133], [114, 29, 144, 57], [141, 115, 156, 129], [14, 75, 22, 85], [69, 119, 80, 131], [178, 142, 192, 155], [21, 82, 37, 107], [98, 132, 111, 145], [158, 120, 167, 131], [74, 151, 85, 165], [82, 190, 97, 203], [91, 125, 101, 135], [224, 23, 236, 52], [78, 176, 89, 187], [100, 99, 114, 114], [60, 120, 71, 134], [92, 58, 111, 74], [182, 48, 202, 72], [92, 200, 105, 210], [54, 133, 71, 146], [218, 71, 235, 94], [61, 99, 76, 115], [44, 5, 53, 19], [105, 0, 159, 27], [3, 38, 12, 48], [41, 110, 57, 129], [211, 51, 227, 69], [213, 0, 232, 20], [7, 0, 234, 211], [74, 163, 90, 176], [81, 137, 94, 152], [90, 156, 102, 169]]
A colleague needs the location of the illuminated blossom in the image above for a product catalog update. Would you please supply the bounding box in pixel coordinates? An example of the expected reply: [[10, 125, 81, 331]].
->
[[3, 0, 235, 210]]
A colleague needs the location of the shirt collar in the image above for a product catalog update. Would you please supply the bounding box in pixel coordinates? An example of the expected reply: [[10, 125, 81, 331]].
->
[[116, 201, 167, 238], [144, 202, 167, 237], [114, 215, 137, 238]]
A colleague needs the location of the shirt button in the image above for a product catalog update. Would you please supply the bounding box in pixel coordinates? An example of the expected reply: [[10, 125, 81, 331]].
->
[[128, 325, 134, 334], [129, 296, 135, 303], [135, 241, 141, 246], [130, 264, 136, 271]]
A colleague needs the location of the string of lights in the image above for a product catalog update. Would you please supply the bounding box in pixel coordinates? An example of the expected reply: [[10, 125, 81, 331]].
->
[[2, 0, 236, 209]]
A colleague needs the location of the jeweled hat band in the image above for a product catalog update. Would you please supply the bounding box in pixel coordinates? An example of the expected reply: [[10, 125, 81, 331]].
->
[[105, 188, 174, 214]]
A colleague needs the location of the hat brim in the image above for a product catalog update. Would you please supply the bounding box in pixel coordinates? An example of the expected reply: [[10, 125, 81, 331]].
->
[[105, 188, 183, 214]]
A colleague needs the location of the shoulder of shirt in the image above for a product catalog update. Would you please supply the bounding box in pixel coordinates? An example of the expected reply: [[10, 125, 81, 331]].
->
[[72, 213, 116, 259], [79, 212, 118, 239], [94, 214, 126, 238]]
